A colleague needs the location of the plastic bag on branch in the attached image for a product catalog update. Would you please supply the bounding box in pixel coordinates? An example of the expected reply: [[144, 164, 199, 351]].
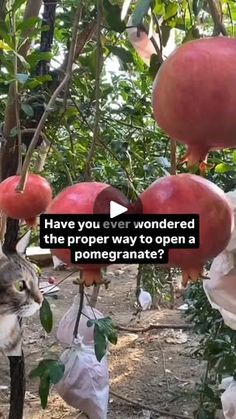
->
[[219, 377, 236, 418], [127, 17, 160, 66], [203, 189, 236, 329], [55, 340, 109, 419], [225, 190, 236, 253], [127, 17, 176, 65], [138, 288, 152, 310], [57, 294, 104, 346]]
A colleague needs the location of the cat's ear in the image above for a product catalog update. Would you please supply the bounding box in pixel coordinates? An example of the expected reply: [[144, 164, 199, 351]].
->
[[0, 240, 8, 260], [16, 230, 31, 255]]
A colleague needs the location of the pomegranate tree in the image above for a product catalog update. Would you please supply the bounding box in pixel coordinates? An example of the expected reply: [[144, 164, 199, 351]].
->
[[152, 37, 236, 169], [46, 182, 130, 286], [0, 173, 52, 227], [139, 174, 234, 286]]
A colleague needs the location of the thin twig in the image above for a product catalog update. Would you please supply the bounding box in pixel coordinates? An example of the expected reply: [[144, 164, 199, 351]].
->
[[20, 129, 73, 184], [117, 323, 193, 333], [49, 142, 73, 185], [63, 0, 84, 109], [159, 344, 170, 391], [84, 0, 103, 180], [170, 140, 176, 176], [169, 140, 177, 307], [89, 284, 100, 308], [227, 2, 234, 36], [73, 284, 84, 338], [11, 7, 22, 175], [110, 390, 192, 419], [16, 0, 83, 192], [152, 14, 163, 58], [70, 96, 139, 195], [207, 0, 227, 35]]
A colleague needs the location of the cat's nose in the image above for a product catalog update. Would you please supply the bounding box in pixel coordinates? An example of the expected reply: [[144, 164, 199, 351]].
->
[[34, 291, 43, 305]]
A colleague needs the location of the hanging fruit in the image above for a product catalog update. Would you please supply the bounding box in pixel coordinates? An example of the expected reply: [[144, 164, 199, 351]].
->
[[0, 174, 52, 227], [152, 37, 236, 170], [139, 174, 234, 286], [46, 182, 130, 286]]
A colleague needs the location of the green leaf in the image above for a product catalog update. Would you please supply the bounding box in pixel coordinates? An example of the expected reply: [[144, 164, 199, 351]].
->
[[232, 150, 236, 164], [103, 0, 126, 32], [215, 163, 232, 173], [153, 0, 165, 16], [10, 126, 18, 138], [16, 73, 29, 84], [26, 74, 52, 89], [148, 54, 161, 80], [132, 0, 152, 26], [107, 46, 133, 63], [164, 2, 178, 20], [182, 27, 200, 43], [21, 103, 34, 117], [0, 23, 14, 47], [94, 324, 107, 362], [16, 17, 41, 33], [29, 359, 64, 382], [39, 376, 50, 409], [87, 316, 118, 361], [0, 40, 12, 52], [79, 51, 97, 78], [161, 25, 171, 47], [12, 0, 27, 12], [27, 51, 53, 69], [40, 298, 53, 333], [30, 359, 65, 409]]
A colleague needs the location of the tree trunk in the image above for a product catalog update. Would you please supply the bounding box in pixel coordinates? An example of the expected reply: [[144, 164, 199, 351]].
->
[[8, 354, 25, 419]]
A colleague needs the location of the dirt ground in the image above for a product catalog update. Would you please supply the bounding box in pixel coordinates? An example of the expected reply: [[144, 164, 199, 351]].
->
[[0, 264, 204, 419]]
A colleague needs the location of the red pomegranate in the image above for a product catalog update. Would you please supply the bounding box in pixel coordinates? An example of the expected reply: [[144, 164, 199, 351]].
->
[[0, 174, 52, 226], [139, 174, 234, 286], [46, 182, 130, 285], [152, 37, 236, 168]]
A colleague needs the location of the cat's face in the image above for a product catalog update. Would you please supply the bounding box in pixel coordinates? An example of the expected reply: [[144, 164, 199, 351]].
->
[[0, 254, 43, 318]]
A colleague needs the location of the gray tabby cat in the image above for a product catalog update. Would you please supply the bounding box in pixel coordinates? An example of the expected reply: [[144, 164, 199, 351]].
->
[[0, 231, 43, 356]]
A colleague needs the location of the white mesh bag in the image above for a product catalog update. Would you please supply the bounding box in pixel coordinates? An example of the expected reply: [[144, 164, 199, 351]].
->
[[55, 338, 109, 419]]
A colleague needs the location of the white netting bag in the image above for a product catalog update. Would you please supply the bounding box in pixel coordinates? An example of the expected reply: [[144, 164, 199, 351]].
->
[[57, 295, 104, 346], [55, 340, 109, 419], [220, 377, 236, 418]]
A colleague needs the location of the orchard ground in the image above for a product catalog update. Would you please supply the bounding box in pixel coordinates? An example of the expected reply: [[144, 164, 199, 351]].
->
[[0, 264, 204, 419]]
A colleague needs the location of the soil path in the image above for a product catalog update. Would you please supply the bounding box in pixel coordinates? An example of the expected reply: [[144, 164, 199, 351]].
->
[[0, 264, 202, 418]]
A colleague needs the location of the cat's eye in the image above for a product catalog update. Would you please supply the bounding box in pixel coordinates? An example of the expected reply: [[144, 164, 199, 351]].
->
[[15, 280, 27, 292]]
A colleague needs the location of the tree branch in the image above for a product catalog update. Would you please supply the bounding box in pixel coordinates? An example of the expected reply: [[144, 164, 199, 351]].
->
[[84, 0, 103, 180], [63, 1, 83, 106], [3, 0, 42, 139], [16, 1, 84, 191], [110, 390, 192, 419], [60, 21, 97, 74], [207, 0, 227, 36], [117, 323, 192, 333], [69, 96, 138, 194]]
